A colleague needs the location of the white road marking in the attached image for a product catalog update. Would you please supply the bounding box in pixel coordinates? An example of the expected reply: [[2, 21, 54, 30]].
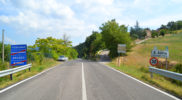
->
[[102, 63, 180, 100], [82, 63, 87, 100], [0, 65, 58, 94]]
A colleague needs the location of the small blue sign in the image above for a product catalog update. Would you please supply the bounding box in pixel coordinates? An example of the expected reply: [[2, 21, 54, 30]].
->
[[11, 44, 27, 66]]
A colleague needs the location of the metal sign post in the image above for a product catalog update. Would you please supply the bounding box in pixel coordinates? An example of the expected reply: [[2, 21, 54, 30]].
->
[[149, 57, 159, 66], [10, 44, 27, 80], [117, 44, 126, 67], [11, 44, 27, 66], [151, 46, 169, 69]]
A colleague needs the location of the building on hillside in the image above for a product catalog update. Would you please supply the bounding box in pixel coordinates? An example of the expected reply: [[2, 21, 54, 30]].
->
[[145, 30, 152, 38]]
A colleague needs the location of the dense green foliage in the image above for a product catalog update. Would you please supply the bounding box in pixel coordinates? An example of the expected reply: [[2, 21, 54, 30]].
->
[[0, 43, 11, 61], [130, 21, 146, 39], [151, 30, 159, 38], [0, 36, 78, 70], [0, 43, 11, 70], [100, 19, 131, 58], [29, 37, 78, 60], [76, 19, 132, 58], [75, 31, 105, 58], [159, 20, 182, 31], [159, 29, 167, 37]]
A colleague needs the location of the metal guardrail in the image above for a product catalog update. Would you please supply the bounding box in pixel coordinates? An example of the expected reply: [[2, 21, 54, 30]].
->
[[149, 66, 182, 82], [0, 64, 32, 80]]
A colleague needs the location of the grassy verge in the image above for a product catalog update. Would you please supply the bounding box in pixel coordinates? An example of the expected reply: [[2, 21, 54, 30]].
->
[[108, 63, 182, 98], [107, 32, 182, 98], [0, 58, 60, 89]]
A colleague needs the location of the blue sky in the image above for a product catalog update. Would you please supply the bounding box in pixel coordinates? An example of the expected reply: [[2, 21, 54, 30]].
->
[[0, 0, 182, 46]]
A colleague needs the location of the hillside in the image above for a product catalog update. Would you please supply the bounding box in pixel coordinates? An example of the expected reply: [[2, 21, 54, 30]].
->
[[123, 32, 182, 68], [109, 32, 182, 98]]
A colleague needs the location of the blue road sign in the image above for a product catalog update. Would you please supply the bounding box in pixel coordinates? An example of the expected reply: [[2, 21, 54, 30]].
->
[[11, 44, 27, 66]]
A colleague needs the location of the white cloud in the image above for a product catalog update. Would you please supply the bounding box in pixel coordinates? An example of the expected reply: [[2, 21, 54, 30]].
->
[[76, 0, 114, 6], [1, 0, 182, 45], [170, 0, 182, 3], [0, 15, 10, 23], [5, 37, 16, 44], [141, 14, 182, 28], [0, 0, 6, 4], [0, 0, 89, 42]]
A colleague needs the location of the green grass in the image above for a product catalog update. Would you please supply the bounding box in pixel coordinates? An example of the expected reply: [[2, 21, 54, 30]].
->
[[108, 32, 182, 98], [140, 33, 182, 63], [0, 58, 60, 89], [108, 63, 182, 98]]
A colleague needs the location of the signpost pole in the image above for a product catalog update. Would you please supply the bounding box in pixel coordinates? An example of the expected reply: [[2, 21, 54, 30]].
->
[[121, 54, 124, 66], [117, 44, 126, 67], [2, 29, 4, 63], [150, 72, 153, 78], [118, 53, 120, 67], [165, 58, 168, 69], [10, 74, 13, 80]]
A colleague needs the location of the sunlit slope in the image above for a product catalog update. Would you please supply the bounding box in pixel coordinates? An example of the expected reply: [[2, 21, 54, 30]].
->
[[110, 32, 182, 97], [123, 32, 182, 68]]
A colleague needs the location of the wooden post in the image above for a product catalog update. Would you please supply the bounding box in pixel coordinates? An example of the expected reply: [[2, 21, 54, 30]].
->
[[150, 72, 153, 78], [118, 53, 120, 66], [165, 58, 168, 69], [10, 74, 13, 80]]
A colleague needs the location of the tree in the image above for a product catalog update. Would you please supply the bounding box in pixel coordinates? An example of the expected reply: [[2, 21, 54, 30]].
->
[[75, 31, 105, 58], [0, 43, 10, 61], [130, 21, 146, 39], [160, 29, 167, 37], [74, 43, 86, 58], [62, 33, 72, 47], [100, 19, 131, 58], [151, 30, 158, 38], [34, 37, 77, 60], [90, 32, 105, 57]]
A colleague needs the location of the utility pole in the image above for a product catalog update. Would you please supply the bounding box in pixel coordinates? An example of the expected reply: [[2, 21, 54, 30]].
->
[[2, 29, 4, 63]]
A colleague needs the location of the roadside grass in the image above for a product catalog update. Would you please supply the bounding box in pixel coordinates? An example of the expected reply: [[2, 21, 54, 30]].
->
[[108, 63, 182, 97], [108, 32, 182, 98], [0, 58, 60, 89], [139, 33, 182, 63], [119, 32, 182, 69]]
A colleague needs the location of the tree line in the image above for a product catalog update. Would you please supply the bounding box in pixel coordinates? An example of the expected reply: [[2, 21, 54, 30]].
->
[[75, 19, 132, 59], [28, 36, 78, 63], [0, 36, 78, 70], [75, 19, 182, 59]]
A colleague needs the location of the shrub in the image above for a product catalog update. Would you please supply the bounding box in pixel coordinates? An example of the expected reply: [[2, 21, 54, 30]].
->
[[51, 50, 59, 60], [173, 64, 182, 74], [151, 31, 158, 38], [0, 60, 9, 71], [32, 52, 44, 65]]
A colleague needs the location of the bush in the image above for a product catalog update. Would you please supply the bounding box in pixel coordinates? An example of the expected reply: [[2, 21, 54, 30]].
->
[[51, 50, 59, 60], [160, 29, 167, 37], [173, 64, 182, 74], [151, 31, 158, 38], [32, 52, 44, 65], [0, 60, 9, 71]]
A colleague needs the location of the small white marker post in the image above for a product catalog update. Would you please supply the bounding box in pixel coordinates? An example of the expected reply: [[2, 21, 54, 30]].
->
[[117, 44, 126, 67]]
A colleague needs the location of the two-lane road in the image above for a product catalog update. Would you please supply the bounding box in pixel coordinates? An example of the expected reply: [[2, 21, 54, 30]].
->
[[0, 60, 179, 100]]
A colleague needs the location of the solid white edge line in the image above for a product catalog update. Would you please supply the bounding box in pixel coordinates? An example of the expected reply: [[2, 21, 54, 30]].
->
[[0, 65, 58, 94], [101, 63, 180, 100], [82, 63, 87, 100]]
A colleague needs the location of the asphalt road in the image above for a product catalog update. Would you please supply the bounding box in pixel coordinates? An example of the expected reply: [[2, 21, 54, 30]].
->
[[0, 59, 179, 100]]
